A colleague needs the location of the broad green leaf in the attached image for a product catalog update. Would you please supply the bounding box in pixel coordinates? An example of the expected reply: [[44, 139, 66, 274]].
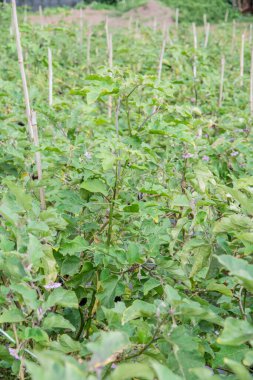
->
[[111, 363, 154, 380], [143, 278, 160, 295], [217, 318, 253, 346], [122, 300, 156, 325], [216, 255, 253, 292], [151, 361, 183, 380], [80, 179, 107, 196], [24, 327, 49, 343], [44, 288, 79, 309], [224, 358, 251, 380], [5, 181, 32, 211], [206, 281, 232, 297], [50, 334, 81, 353], [213, 215, 252, 234], [10, 283, 38, 310], [243, 350, 253, 366], [213, 345, 248, 368], [42, 313, 76, 332], [0, 308, 24, 323], [167, 327, 205, 380], [60, 236, 89, 256], [87, 331, 129, 369], [97, 276, 121, 308], [28, 234, 44, 268], [61, 256, 81, 276]]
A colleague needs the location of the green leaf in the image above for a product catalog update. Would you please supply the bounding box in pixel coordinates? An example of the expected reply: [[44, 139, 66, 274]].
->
[[143, 278, 160, 296], [123, 203, 139, 213], [28, 234, 44, 268], [217, 318, 253, 346], [224, 358, 252, 380], [80, 179, 108, 196], [44, 288, 79, 309], [167, 327, 204, 380], [10, 283, 38, 310], [151, 361, 183, 380], [50, 334, 81, 353], [111, 363, 154, 380], [97, 276, 121, 308], [213, 215, 252, 234], [122, 300, 156, 325], [87, 331, 129, 369], [61, 256, 81, 276], [216, 255, 253, 292], [190, 244, 211, 278], [206, 281, 232, 297], [24, 327, 49, 343], [42, 313, 76, 332], [60, 236, 89, 256], [0, 308, 24, 323], [5, 181, 32, 211]]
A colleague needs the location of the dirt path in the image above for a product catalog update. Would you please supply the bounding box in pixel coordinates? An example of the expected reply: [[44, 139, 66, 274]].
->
[[29, 0, 174, 28]]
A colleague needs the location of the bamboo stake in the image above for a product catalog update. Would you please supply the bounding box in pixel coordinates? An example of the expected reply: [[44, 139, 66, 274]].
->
[[192, 23, 197, 79], [23, 5, 27, 24], [219, 56, 225, 108], [250, 49, 253, 116], [48, 48, 53, 107], [249, 24, 252, 46], [157, 35, 167, 82], [153, 17, 157, 32], [12, 0, 33, 139], [105, 16, 109, 52], [128, 16, 132, 31], [80, 8, 84, 48], [108, 33, 113, 118], [31, 111, 46, 210], [39, 5, 43, 28], [192, 22, 197, 50], [175, 8, 179, 30], [240, 33, 245, 86], [87, 26, 92, 73], [225, 9, 229, 23], [232, 20, 236, 55], [204, 23, 210, 48], [203, 14, 207, 33]]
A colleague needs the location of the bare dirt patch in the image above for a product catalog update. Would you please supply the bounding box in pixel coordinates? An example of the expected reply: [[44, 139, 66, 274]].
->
[[29, 0, 174, 29]]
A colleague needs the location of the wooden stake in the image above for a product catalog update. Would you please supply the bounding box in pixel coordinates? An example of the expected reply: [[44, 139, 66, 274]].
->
[[108, 33, 113, 118], [219, 56, 225, 108], [39, 5, 43, 28], [87, 27, 92, 73], [31, 111, 46, 210], [192, 22, 197, 50], [232, 20, 236, 54], [80, 8, 84, 48], [175, 8, 179, 30], [105, 16, 109, 52], [192, 23, 197, 79], [240, 33, 245, 86], [249, 24, 252, 46], [153, 17, 157, 32], [12, 0, 33, 139], [204, 23, 210, 48], [250, 49, 253, 116], [225, 9, 229, 23], [128, 16, 132, 31], [48, 48, 53, 107], [203, 14, 207, 33], [157, 35, 167, 82]]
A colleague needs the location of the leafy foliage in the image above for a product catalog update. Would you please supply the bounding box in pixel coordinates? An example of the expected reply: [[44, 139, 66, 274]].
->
[[1, 1, 253, 379]]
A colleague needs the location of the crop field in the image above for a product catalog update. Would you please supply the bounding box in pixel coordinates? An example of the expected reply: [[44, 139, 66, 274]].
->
[[1, 1, 253, 379]]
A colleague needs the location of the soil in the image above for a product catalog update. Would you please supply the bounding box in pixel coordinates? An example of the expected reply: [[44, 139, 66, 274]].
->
[[29, 0, 174, 29]]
